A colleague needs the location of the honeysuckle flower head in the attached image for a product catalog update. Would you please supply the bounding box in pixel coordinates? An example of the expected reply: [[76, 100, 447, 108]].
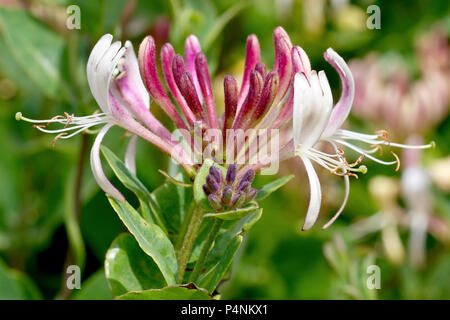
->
[[16, 27, 435, 233], [290, 48, 434, 231], [17, 34, 193, 202]]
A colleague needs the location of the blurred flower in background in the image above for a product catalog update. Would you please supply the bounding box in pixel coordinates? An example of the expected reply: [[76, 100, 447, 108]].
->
[[350, 25, 449, 139]]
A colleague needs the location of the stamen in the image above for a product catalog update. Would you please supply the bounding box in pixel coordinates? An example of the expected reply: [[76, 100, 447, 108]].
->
[[63, 112, 74, 128], [16, 111, 109, 141], [52, 133, 67, 147], [299, 145, 368, 179], [391, 151, 401, 171], [347, 155, 365, 167]]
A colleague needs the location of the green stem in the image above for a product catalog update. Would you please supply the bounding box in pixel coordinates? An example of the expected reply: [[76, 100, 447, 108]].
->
[[177, 204, 203, 283], [189, 218, 224, 282], [175, 202, 195, 253]]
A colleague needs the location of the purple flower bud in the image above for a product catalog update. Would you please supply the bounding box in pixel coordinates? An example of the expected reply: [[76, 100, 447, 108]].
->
[[254, 62, 267, 78], [202, 184, 211, 196], [226, 163, 237, 185], [223, 75, 238, 131], [172, 54, 185, 91], [179, 71, 207, 121], [238, 34, 261, 109], [209, 166, 223, 185], [250, 70, 279, 123], [241, 169, 255, 184], [233, 70, 263, 129], [185, 35, 203, 102], [161, 46, 196, 126], [206, 174, 220, 194], [208, 194, 222, 211], [236, 180, 250, 193], [222, 186, 233, 205], [231, 191, 245, 208], [195, 53, 218, 129], [245, 188, 258, 203]]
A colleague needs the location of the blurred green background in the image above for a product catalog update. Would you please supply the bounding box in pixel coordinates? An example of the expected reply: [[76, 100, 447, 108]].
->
[[0, 0, 449, 300]]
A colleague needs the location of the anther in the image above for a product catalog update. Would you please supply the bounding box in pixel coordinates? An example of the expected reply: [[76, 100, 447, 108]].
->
[[52, 133, 67, 147], [63, 112, 74, 128], [376, 129, 391, 144]]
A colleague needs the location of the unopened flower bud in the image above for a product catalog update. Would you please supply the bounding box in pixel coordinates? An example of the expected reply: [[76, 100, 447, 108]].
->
[[209, 166, 223, 185], [241, 169, 255, 184], [202, 184, 211, 196], [222, 186, 233, 205], [245, 188, 258, 203], [206, 175, 220, 194], [231, 192, 245, 208], [208, 194, 222, 211], [224, 75, 238, 131], [254, 62, 267, 78], [236, 180, 250, 193], [172, 54, 185, 90], [226, 163, 237, 185]]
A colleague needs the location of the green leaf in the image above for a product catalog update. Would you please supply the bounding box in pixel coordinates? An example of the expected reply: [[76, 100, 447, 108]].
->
[[193, 159, 226, 210], [117, 283, 211, 300], [0, 258, 42, 300], [256, 175, 294, 201], [241, 208, 263, 232], [0, 36, 35, 94], [203, 205, 259, 220], [0, 8, 66, 98], [198, 234, 242, 293], [101, 146, 166, 230], [73, 268, 114, 300], [107, 197, 177, 286], [105, 233, 166, 296], [189, 218, 216, 264], [152, 176, 193, 236]]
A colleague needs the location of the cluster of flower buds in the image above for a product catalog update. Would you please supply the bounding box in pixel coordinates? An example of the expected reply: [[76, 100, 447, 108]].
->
[[202, 164, 257, 211]]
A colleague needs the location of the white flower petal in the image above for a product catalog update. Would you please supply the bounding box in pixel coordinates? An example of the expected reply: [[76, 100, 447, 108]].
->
[[87, 34, 113, 88], [87, 35, 125, 115], [293, 72, 309, 148], [97, 42, 124, 111], [322, 174, 349, 229], [322, 48, 355, 137], [301, 157, 322, 231], [124, 134, 138, 175], [293, 71, 332, 151], [90, 123, 125, 202]]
